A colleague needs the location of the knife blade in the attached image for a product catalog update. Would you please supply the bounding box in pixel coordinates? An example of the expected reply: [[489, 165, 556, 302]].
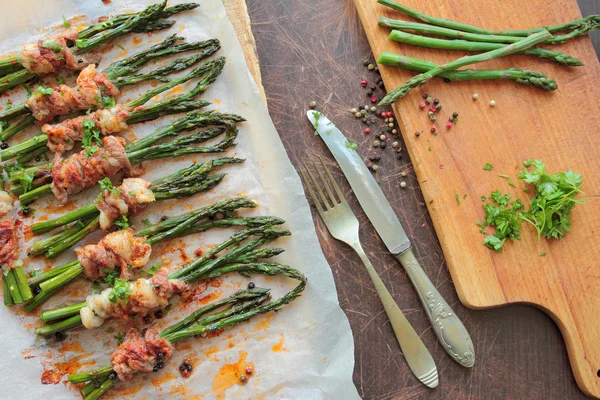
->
[[307, 110, 411, 255], [308, 110, 475, 368]]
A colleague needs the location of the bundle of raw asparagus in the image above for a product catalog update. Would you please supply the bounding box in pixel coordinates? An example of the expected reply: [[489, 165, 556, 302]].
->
[[376, 0, 600, 103]]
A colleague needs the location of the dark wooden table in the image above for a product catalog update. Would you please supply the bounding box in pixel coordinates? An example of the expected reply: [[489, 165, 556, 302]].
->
[[246, 1, 598, 399]]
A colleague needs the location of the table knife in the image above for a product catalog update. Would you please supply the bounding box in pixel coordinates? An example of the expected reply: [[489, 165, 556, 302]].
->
[[307, 110, 475, 368]]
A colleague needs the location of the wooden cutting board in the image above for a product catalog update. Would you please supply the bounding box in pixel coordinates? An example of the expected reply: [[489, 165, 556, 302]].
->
[[354, 0, 600, 397]]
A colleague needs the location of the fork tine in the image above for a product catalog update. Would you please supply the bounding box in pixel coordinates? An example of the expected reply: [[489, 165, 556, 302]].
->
[[311, 157, 339, 207], [299, 166, 327, 214], [303, 162, 332, 210], [318, 155, 347, 205]]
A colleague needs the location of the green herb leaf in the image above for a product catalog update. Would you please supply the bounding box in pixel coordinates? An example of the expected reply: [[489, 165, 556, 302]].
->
[[483, 163, 493, 171], [102, 97, 116, 108], [81, 119, 102, 157], [480, 190, 524, 251], [455, 193, 460, 205], [62, 16, 71, 29], [108, 278, 132, 304], [142, 262, 161, 276], [114, 332, 125, 344], [345, 140, 358, 151], [35, 87, 54, 96], [483, 235, 505, 252], [98, 178, 121, 195], [56, 77, 65, 85], [540, 252, 546, 257], [41, 41, 64, 53], [114, 216, 130, 230]]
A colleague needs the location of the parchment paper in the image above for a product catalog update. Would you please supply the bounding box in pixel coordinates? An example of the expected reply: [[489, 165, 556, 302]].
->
[[0, 1, 360, 398]]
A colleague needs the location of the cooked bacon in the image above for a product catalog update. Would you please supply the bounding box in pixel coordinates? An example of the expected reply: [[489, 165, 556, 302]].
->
[[96, 178, 155, 230], [50, 136, 135, 203], [80, 272, 187, 329], [111, 328, 174, 381], [0, 221, 17, 267], [43, 104, 130, 153], [0, 191, 12, 218], [76, 228, 151, 280], [20, 34, 98, 76], [25, 64, 120, 123]]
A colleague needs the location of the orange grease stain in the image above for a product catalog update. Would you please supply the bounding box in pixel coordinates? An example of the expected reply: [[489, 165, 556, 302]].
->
[[252, 312, 272, 332], [133, 36, 142, 46], [151, 372, 177, 390], [41, 354, 96, 385], [41, 201, 77, 215], [271, 333, 287, 353], [167, 86, 184, 96], [212, 351, 254, 399], [214, 99, 221, 105], [205, 346, 220, 362], [170, 382, 195, 396]]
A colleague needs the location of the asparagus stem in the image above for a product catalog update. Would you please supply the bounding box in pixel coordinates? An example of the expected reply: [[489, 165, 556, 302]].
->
[[0, 70, 37, 94], [378, 17, 590, 45], [40, 302, 86, 323], [29, 219, 93, 256], [388, 30, 583, 67], [74, 2, 168, 54], [19, 184, 52, 205], [46, 217, 100, 259], [14, 267, 33, 301], [0, 114, 35, 143], [25, 267, 83, 312], [0, 134, 48, 162], [68, 365, 114, 384], [378, 0, 600, 37], [15, 145, 49, 165], [377, 52, 558, 91], [5, 269, 23, 304], [28, 261, 79, 286], [32, 203, 97, 234], [380, 30, 553, 104], [0, 57, 23, 76], [35, 314, 83, 336], [3, 272, 14, 306], [0, 102, 27, 121]]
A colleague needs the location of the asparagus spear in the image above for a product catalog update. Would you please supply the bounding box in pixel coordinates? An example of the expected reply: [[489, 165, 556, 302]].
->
[[380, 30, 553, 104], [378, 0, 600, 38], [377, 52, 557, 91], [388, 30, 583, 67], [67, 277, 305, 400], [0, 57, 225, 161]]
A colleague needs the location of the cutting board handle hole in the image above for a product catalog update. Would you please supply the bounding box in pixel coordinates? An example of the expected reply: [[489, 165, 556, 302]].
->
[[597, 369, 600, 378]]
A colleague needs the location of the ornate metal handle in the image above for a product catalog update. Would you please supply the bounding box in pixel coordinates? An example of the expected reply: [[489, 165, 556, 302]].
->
[[396, 249, 475, 368]]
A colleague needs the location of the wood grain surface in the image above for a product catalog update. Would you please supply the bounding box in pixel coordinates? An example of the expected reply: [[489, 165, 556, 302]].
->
[[230, 0, 599, 398]]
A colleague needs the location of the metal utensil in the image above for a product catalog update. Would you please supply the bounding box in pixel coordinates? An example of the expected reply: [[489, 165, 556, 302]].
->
[[300, 156, 439, 388], [307, 110, 475, 368]]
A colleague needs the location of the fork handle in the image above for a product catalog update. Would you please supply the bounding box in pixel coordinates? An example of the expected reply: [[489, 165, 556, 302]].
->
[[352, 242, 439, 388], [396, 249, 475, 368]]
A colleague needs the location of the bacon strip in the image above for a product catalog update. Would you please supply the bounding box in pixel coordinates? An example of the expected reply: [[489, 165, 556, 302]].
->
[[50, 136, 135, 204], [25, 64, 120, 123], [75, 228, 151, 280], [111, 328, 174, 381], [96, 178, 155, 230], [0, 221, 17, 268], [20, 29, 99, 76], [43, 104, 130, 153]]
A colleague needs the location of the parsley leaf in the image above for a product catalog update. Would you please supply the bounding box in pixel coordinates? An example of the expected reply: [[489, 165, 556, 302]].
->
[[82, 119, 102, 157], [102, 269, 119, 286], [483, 163, 493, 171], [102, 97, 116, 108], [142, 262, 162, 276], [41, 41, 64, 53], [114, 332, 125, 344], [56, 76, 65, 85], [345, 140, 358, 150], [35, 86, 54, 96], [62, 16, 71, 29], [98, 178, 121, 194], [517, 159, 584, 240], [114, 216, 130, 230], [108, 278, 131, 304], [479, 190, 524, 252]]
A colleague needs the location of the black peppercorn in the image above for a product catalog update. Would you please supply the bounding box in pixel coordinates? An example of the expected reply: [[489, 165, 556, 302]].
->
[[368, 156, 381, 162], [415, 131, 421, 137], [153, 366, 159, 372], [422, 92, 429, 99], [248, 282, 255, 289], [0, 142, 8, 149], [453, 112, 459, 118], [54, 332, 65, 341], [154, 310, 163, 319], [433, 98, 439, 105]]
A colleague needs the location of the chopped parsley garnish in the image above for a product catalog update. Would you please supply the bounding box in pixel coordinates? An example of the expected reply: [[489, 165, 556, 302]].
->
[[56, 76, 65, 85], [455, 193, 460, 205], [82, 119, 102, 157], [517, 159, 584, 240], [114, 216, 130, 229], [483, 163, 493, 171], [35, 86, 54, 96], [540, 252, 546, 257], [102, 96, 116, 108], [345, 140, 358, 151], [75, 39, 88, 49], [6, 163, 34, 193], [478, 190, 524, 252], [142, 262, 162, 276], [312, 111, 322, 135], [108, 278, 132, 304], [114, 332, 125, 344], [41, 41, 64, 53], [98, 178, 121, 195], [62, 16, 71, 28], [102, 269, 119, 286]]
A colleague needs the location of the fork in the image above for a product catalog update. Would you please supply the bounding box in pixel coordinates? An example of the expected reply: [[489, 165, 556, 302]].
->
[[300, 156, 439, 388]]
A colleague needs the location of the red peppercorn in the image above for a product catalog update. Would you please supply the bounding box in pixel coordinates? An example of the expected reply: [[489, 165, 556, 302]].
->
[[361, 80, 367, 88], [245, 367, 253, 375], [370, 96, 377, 104], [430, 127, 436, 133], [446, 121, 452, 129], [364, 127, 371, 134], [387, 112, 393, 118], [419, 102, 426, 110], [429, 106, 437, 113]]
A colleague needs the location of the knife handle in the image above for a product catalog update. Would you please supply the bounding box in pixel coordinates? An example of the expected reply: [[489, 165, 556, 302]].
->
[[396, 249, 475, 368], [352, 243, 439, 388]]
